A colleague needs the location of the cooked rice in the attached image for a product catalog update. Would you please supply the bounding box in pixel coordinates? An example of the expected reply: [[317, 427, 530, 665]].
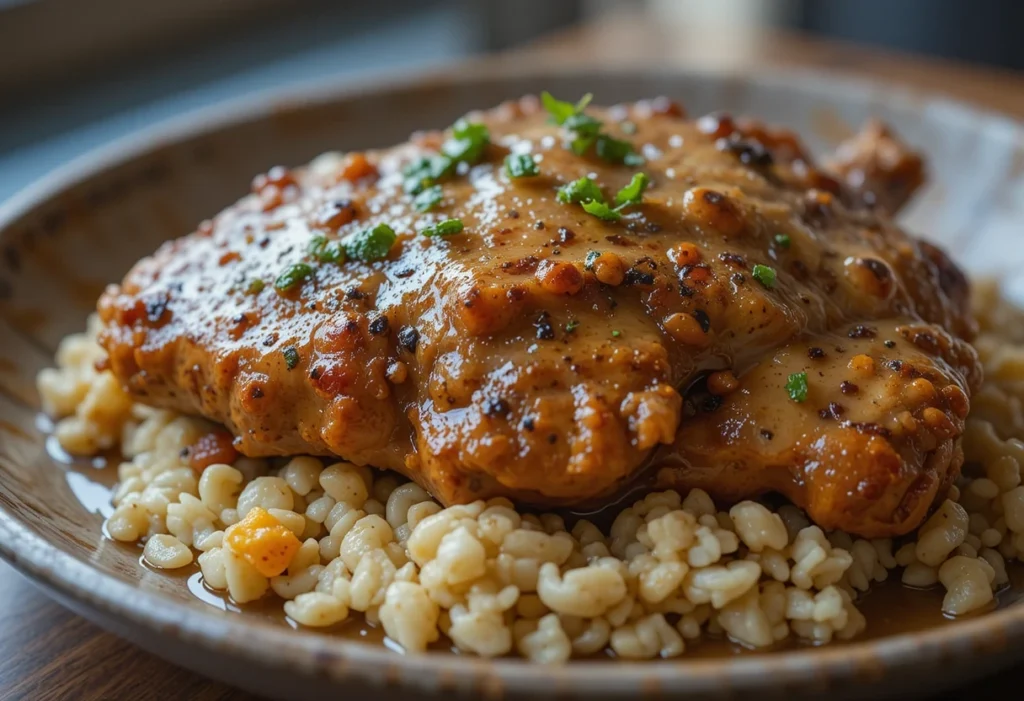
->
[[35, 281, 1024, 661]]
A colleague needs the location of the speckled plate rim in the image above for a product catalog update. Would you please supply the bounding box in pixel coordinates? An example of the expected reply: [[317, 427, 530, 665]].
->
[[1, 59, 1023, 698]]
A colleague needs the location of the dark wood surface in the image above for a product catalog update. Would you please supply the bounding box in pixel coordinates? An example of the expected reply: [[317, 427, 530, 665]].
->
[[0, 561, 259, 701], [4, 15, 1024, 701]]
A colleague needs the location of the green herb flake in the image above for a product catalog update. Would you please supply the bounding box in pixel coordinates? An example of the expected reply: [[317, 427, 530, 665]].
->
[[246, 279, 265, 295], [614, 172, 650, 207], [563, 112, 603, 138], [785, 372, 808, 403], [452, 119, 489, 142], [565, 319, 580, 333], [343, 223, 397, 262], [403, 119, 490, 197], [282, 346, 300, 370], [752, 264, 777, 289], [570, 134, 597, 156], [441, 119, 490, 164], [403, 155, 451, 195], [307, 234, 344, 264], [559, 173, 650, 222], [541, 90, 646, 166], [541, 91, 593, 125], [413, 184, 444, 212], [321, 243, 344, 263], [595, 135, 640, 165], [581, 200, 622, 221], [557, 176, 605, 205], [611, 330, 622, 338], [774, 233, 791, 249], [584, 250, 601, 271], [274, 263, 314, 292], [308, 234, 327, 255], [420, 218, 465, 237], [504, 153, 540, 179]]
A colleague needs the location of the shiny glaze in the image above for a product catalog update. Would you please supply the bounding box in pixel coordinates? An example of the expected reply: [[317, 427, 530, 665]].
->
[[45, 432, 1024, 657], [98, 96, 980, 537]]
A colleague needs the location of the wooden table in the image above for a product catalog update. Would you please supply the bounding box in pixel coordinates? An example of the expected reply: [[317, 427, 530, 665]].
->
[[4, 15, 1024, 701], [0, 561, 258, 701]]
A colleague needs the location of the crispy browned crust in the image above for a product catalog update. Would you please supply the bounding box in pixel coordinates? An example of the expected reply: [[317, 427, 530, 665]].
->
[[99, 97, 979, 537]]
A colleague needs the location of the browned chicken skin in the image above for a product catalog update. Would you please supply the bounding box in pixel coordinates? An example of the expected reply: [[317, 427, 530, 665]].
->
[[98, 96, 981, 538]]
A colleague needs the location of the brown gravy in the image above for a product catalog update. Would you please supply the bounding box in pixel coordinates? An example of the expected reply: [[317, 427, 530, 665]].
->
[[47, 429, 1024, 659], [161, 565, 1024, 660]]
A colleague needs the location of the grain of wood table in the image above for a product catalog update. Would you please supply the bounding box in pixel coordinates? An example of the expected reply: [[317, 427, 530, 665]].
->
[[4, 14, 1024, 701], [0, 561, 259, 701]]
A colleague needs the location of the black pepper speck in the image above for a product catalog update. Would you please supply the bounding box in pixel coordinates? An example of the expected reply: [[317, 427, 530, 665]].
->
[[397, 326, 419, 353], [368, 315, 390, 335], [534, 311, 555, 340], [692, 309, 711, 333], [483, 398, 510, 417]]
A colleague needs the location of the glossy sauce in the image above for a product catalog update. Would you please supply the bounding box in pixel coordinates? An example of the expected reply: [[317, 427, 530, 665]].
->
[[96, 97, 978, 539], [39, 413, 118, 519], [46, 426, 1023, 659]]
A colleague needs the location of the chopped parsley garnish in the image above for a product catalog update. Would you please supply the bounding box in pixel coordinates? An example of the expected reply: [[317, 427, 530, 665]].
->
[[596, 135, 644, 165], [343, 223, 397, 262], [542, 91, 643, 165], [785, 372, 808, 403], [420, 218, 464, 237], [402, 156, 451, 195], [584, 250, 601, 271], [282, 347, 300, 370], [564, 112, 603, 137], [541, 91, 593, 125], [565, 319, 580, 333], [558, 173, 650, 221], [623, 151, 646, 167], [504, 153, 540, 178], [582, 200, 620, 221], [443, 119, 490, 164], [565, 114, 604, 155], [774, 233, 791, 249], [402, 119, 490, 195], [308, 234, 328, 258], [557, 176, 605, 205], [569, 135, 594, 156], [274, 263, 313, 292], [307, 234, 345, 263], [246, 279, 265, 295], [413, 184, 444, 212], [614, 172, 650, 207], [611, 329, 622, 338], [752, 264, 777, 289]]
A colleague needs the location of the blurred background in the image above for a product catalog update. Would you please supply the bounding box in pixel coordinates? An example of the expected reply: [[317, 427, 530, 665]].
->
[[3, 0, 1023, 202]]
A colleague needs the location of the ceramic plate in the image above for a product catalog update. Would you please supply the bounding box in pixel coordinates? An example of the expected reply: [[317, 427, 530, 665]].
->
[[1, 63, 1024, 701]]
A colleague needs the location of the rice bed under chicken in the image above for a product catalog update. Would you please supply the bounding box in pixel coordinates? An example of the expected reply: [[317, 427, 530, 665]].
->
[[35, 281, 1024, 661]]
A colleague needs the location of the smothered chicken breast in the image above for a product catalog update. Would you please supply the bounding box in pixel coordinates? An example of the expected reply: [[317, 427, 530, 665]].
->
[[98, 95, 981, 538]]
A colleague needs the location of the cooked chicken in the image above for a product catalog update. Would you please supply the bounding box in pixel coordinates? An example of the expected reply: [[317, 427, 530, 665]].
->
[[97, 95, 981, 538]]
